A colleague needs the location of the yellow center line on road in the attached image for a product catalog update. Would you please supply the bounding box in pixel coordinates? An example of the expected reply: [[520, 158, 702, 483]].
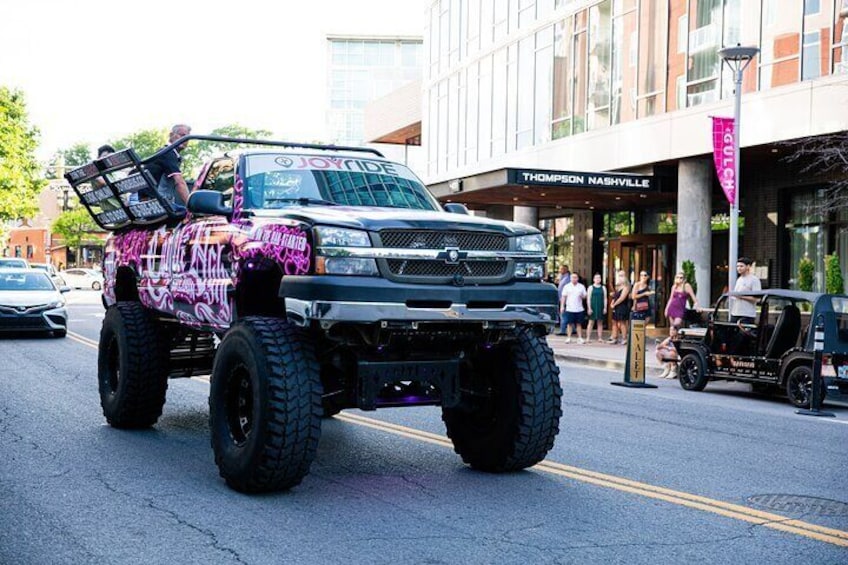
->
[[66, 335, 848, 547]]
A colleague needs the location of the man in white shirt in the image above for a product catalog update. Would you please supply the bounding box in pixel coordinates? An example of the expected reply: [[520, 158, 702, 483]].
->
[[560, 272, 587, 343], [730, 257, 761, 323]]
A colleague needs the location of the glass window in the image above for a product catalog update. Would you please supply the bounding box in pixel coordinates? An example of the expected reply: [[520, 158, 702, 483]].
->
[[685, 0, 722, 107], [517, 37, 535, 149], [466, 0, 481, 55], [667, 3, 688, 111], [448, 74, 459, 168], [480, 0, 494, 47], [465, 61, 479, 162], [637, 0, 668, 117], [438, 80, 449, 171], [802, 0, 832, 80], [802, 31, 822, 79], [519, 0, 537, 28], [478, 54, 493, 160], [450, 0, 462, 66], [491, 47, 507, 156], [587, 1, 612, 130], [611, 7, 637, 124], [458, 69, 467, 167], [494, 0, 508, 40], [804, 0, 820, 15], [760, 0, 802, 88], [506, 43, 519, 152], [573, 11, 589, 134], [552, 16, 574, 139], [534, 27, 554, 145], [834, 6, 847, 75]]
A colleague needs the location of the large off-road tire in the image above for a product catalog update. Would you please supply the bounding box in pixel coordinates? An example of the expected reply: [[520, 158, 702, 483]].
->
[[785, 365, 823, 408], [98, 302, 169, 428], [678, 353, 709, 391], [442, 327, 562, 472], [209, 317, 322, 493]]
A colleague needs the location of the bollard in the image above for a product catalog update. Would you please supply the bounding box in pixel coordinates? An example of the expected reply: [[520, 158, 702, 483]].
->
[[796, 314, 835, 417], [611, 318, 657, 389]]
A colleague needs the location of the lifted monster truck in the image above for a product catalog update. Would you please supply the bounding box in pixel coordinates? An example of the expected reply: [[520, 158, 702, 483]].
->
[[66, 136, 562, 493]]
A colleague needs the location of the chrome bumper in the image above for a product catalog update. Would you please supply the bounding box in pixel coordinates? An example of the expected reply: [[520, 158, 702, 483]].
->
[[285, 298, 557, 327]]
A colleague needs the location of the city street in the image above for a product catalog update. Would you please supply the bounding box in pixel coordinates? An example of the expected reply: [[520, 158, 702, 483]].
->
[[0, 293, 846, 564]]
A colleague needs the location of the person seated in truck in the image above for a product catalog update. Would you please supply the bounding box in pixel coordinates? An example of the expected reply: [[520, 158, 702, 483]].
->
[[145, 124, 191, 211]]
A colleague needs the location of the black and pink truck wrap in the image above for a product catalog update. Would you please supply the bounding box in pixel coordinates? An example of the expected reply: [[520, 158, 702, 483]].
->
[[66, 136, 562, 493]]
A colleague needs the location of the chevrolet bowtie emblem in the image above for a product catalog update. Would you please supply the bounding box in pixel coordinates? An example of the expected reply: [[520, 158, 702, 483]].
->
[[440, 246, 463, 265]]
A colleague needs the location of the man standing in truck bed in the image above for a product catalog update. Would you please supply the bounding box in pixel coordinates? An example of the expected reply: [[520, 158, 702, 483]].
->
[[146, 124, 191, 211]]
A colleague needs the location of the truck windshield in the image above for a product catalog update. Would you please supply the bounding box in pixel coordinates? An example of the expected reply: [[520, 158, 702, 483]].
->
[[243, 154, 440, 211]]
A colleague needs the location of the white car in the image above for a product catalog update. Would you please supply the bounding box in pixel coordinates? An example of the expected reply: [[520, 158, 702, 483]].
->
[[0, 258, 31, 269], [30, 262, 66, 287], [0, 268, 69, 337], [60, 268, 104, 290]]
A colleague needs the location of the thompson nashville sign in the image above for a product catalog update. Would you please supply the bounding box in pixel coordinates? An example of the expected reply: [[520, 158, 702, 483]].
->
[[507, 168, 655, 191]]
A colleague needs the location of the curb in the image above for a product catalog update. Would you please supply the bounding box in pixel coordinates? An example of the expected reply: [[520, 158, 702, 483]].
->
[[554, 353, 625, 371]]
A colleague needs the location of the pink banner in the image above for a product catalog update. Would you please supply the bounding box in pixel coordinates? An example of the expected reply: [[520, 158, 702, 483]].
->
[[712, 116, 736, 205]]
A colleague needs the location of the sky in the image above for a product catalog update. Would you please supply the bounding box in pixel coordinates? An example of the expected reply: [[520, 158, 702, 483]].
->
[[0, 0, 426, 162]]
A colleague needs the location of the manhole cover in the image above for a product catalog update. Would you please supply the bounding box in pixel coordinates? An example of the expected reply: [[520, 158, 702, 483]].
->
[[747, 494, 848, 516]]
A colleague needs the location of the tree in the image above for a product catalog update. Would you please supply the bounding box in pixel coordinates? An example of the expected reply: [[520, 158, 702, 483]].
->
[[798, 257, 814, 292], [825, 254, 845, 295], [0, 87, 44, 230], [781, 132, 848, 214], [180, 124, 273, 177], [52, 207, 102, 250], [109, 128, 169, 162]]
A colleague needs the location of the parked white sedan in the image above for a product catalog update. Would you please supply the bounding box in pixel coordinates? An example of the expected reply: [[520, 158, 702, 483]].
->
[[0, 268, 69, 337], [60, 268, 104, 290]]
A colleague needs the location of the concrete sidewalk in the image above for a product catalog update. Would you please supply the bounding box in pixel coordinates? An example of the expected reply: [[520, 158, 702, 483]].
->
[[546, 331, 668, 376]]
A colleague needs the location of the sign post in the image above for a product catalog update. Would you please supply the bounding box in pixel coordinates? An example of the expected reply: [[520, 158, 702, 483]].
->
[[611, 319, 657, 389]]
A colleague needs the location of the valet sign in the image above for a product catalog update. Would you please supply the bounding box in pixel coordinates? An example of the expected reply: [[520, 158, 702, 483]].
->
[[507, 168, 654, 191], [712, 116, 736, 205]]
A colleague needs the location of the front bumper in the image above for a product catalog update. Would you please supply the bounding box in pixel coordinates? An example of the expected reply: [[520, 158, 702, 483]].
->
[[281, 276, 557, 326], [0, 306, 68, 333]]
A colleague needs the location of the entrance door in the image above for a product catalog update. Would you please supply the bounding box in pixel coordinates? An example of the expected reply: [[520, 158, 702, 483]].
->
[[607, 235, 675, 327]]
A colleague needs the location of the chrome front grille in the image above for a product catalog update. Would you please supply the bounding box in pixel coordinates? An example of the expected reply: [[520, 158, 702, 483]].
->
[[378, 230, 511, 284], [379, 230, 508, 251], [387, 260, 508, 278]]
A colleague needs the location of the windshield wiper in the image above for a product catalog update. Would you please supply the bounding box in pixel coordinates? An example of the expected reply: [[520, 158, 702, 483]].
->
[[264, 197, 338, 206]]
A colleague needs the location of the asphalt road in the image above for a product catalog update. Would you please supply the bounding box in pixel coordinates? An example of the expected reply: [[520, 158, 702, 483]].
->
[[1, 292, 846, 564]]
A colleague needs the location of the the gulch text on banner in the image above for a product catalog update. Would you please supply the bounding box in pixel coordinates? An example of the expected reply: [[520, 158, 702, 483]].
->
[[712, 116, 736, 205]]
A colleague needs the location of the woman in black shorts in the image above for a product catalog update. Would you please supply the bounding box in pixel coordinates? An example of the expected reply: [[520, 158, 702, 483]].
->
[[608, 270, 631, 345]]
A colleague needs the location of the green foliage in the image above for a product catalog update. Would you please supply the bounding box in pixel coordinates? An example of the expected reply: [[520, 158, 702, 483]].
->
[[52, 207, 102, 249], [0, 87, 44, 223], [798, 257, 814, 292], [60, 142, 92, 168], [180, 124, 273, 177], [825, 254, 845, 295], [682, 259, 697, 298], [109, 128, 169, 162]]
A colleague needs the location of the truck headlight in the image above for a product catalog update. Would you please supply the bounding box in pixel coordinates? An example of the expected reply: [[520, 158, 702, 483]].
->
[[317, 257, 379, 276], [515, 262, 545, 280], [515, 234, 545, 253], [314, 226, 371, 247]]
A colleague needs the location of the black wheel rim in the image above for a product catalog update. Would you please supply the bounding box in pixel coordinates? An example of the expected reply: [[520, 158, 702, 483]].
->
[[225, 363, 253, 446], [105, 336, 120, 394], [680, 358, 698, 387], [788, 370, 812, 406]]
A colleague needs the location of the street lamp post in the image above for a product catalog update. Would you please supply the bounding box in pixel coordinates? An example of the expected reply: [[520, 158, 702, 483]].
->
[[718, 43, 759, 292]]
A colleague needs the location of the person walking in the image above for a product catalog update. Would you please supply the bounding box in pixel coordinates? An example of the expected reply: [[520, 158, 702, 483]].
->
[[560, 272, 587, 343], [608, 270, 631, 344], [664, 271, 699, 328], [585, 273, 607, 343], [556, 264, 571, 335], [631, 270, 655, 321]]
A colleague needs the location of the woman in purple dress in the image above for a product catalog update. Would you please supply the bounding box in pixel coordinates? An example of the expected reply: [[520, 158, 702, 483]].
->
[[664, 271, 699, 328]]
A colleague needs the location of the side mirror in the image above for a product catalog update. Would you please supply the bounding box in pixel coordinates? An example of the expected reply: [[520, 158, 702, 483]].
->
[[188, 190, 233, 218], [59, 286, 71, 293], [444, 202, 469, 215]]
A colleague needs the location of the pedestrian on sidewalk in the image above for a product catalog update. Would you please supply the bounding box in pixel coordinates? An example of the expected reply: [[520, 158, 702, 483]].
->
[[656, 325, 680, 379], [608, 270, 630, 345], [555, 264, 571, 335], [664, 271, 699, 328], [631, 271, 654, 321], [586, 273, 607, 343], [560, 272, 587, 343]]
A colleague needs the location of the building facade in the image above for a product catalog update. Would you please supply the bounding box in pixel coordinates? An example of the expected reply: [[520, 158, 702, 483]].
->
[[415, 0, 848, 322]]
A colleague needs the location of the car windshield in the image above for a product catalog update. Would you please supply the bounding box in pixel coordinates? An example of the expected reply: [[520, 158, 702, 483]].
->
[[0, 259, 28, 268], [243, 154, 440, 211], [0, 272, 55, 291]]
